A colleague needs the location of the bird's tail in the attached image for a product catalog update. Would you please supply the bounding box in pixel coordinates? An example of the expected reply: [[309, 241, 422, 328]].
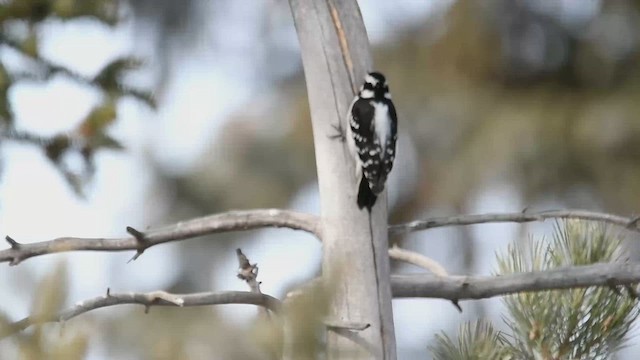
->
[[357, 176, 377, 212]]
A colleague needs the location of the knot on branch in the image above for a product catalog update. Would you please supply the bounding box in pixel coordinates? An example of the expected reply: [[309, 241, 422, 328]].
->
[[5, 236, 23, 266], [140, 291, 185, 314], [126, 226, 149, 262]]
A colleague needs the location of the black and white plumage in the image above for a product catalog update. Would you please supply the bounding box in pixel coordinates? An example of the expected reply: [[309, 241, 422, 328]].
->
[[346, 71, 398, 211]]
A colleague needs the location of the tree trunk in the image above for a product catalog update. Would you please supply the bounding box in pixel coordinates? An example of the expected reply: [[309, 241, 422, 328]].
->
[[288, 0, 396, 358]]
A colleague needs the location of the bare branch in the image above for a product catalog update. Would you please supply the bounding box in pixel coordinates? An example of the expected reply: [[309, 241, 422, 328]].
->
[[388, 246, 463, 312], [286, 262, 640, 304], [1, 209, 320, 265], [4, 208, 636, 268], [6, 261, 638, 339], [391, 262, 640, 301], [388, 245, 448, 277], [1, 289, 281, 339], [390, 210, 640, 235]]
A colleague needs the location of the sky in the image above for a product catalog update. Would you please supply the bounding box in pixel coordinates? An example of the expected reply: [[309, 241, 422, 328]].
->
[[1, 0, 638, 359]]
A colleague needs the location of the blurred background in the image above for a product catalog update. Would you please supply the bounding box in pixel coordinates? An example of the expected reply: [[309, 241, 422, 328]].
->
[[1, 0, 640, 358]]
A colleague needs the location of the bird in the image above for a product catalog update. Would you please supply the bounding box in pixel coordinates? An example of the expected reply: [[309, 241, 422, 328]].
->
[[346, 71, 398, 212]]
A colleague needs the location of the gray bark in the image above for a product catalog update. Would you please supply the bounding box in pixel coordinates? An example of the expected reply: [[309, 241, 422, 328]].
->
[[288, 0, 396, 358]]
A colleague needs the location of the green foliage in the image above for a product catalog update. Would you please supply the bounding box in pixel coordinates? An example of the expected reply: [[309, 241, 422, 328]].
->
[[432, 221, 640, 360], [0, 0, 153, 195], [93, 57, 155, 108], [0, 62, 12, 122], [0, 0, 119, 24], [52, 0, 120, 25], [285, 282, 330, 359], [94, 58, 142, 92], [0, 310, 14, 339], [499, 221, 639, 359], [6, 262, 89, 360], [430, 321, 513, 360], [30, 262, 68, 323]]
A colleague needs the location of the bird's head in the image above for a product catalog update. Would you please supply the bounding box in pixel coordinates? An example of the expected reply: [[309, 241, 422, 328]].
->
[[359, 71, 390, 100]]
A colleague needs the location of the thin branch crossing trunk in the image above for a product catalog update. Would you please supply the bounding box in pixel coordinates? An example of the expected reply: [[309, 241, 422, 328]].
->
[[289, 0, 396, 358]]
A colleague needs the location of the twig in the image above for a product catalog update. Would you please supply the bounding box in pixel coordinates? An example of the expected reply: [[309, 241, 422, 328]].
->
[[1, 209, 320, 265], [388, 245, 448, 276], [388, 245, 462, 312], [236, 249, 267, 311], [126, 226, 148, 263], [235, 248, 281, 359], [5, 236, 20, 249], [236, 248, 261, 292], [324, 319, 370, 331], [1, 289, 281, 339], [390, 209, 640, 235], [391, 262, 640, 301], [0, 128, 51, 146]]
